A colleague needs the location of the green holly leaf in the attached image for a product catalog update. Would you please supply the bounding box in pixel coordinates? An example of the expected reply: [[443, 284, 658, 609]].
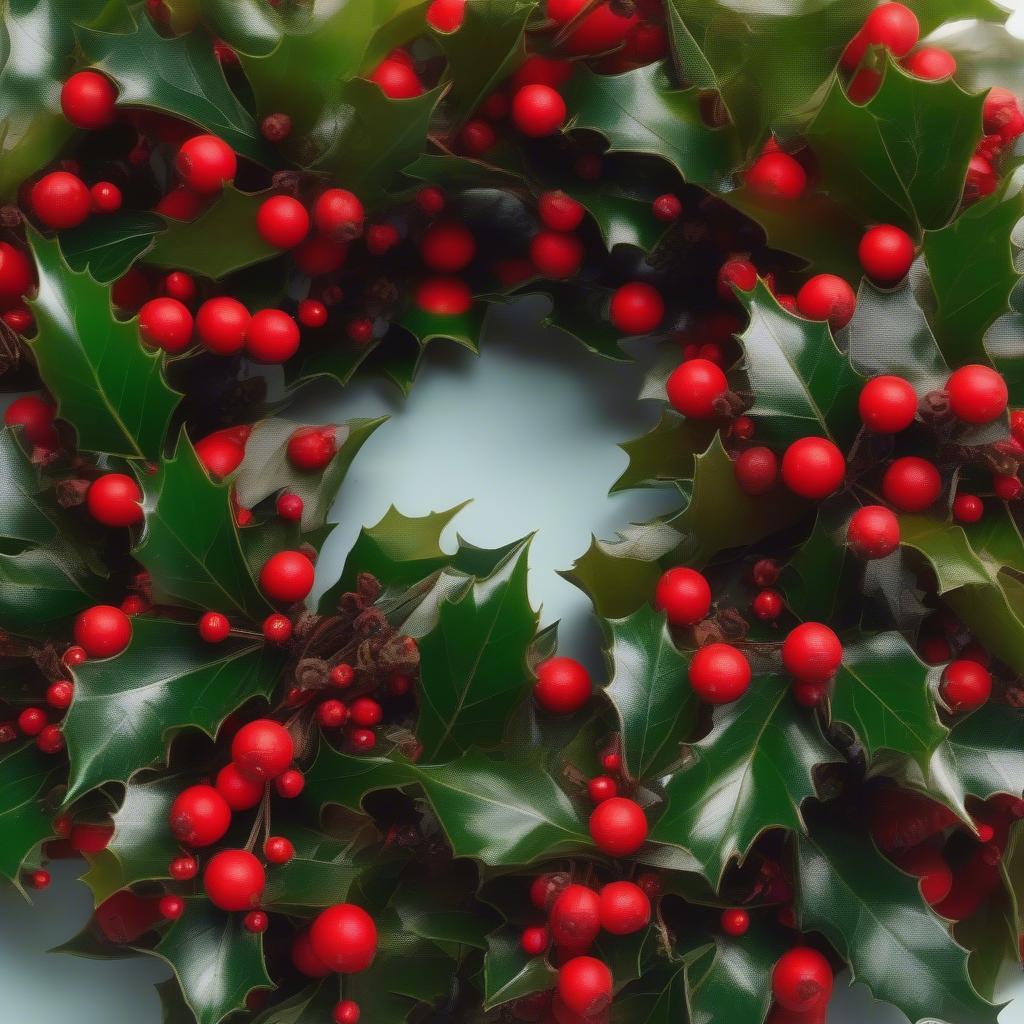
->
[[565, 186, 666, 254], [737, 281, 863, 447], [651, 677, 840, 884], [27, 230, 182, 462], [80, 775, 180, 905], [614, 961, 687, 1023], [482, 925, 556, 1010], [437, 0, 537, 128], [64, 617, 283, 801], [134, 433, 271, 621], [665, 0, 874, 152], [780, 509, 855, 625], [416, 539, 539, 762], [0, 427, 66, 547], [847, 277, 949, 390], [795, 821, 1000, 1024], [924, 166, 1024, 366], [304, 746, 590, 867], [612, 411, 718, 493], [562, 63, 742, 190], [149, 900, 273, 1024], [156, 978, 200, 1024], [807, 65, 984, 232], [60, 213, 164, 283], [250, 982, 338, 1024], [602, 605, 695, 781], [536, 282, 629, 361], [77, 13, 270, 162], [145, 188, 280, 279], [233, 417, 384, 533], [830, 632, 946, 767], [0, 744, 56, 887]]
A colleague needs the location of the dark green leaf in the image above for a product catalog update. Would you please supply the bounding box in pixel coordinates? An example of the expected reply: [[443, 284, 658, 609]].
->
[[482, 925, 555, 1010], [64, 617, 282, 800], [0, 744, 55, 886], [27, 230, 182, 461], [566, 186, 666, 253], [60, 213, 164, 283], [795, 821, 999, 1024], [612, 411, 717, 493]]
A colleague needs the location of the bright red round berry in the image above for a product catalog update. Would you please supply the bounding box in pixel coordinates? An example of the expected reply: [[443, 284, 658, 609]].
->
[[74, 605, 131, 658], [420, 221, 476, 272], [512, 84, 566, 137], [654, 567, 711, 626], [530, 231, 583, 279], [538, 191, 584, 232], [953, 493, 984, 523], [175, 135, 236, 194], [0, 243, 33, 298], [198, 611, 230, 643], [161, 271, 197, 304], [245, 308, 300, 363], [330, 663, 355, 688], [945, 364, 1008, 424], [746, 152, 806, 199], [297, 299, 328, 329], [881, 456, 942, 512], [520, 925, 549, 956], [587, 775, 617, 803], [169, 784, 232, 847], [858, 225, 915, 284], [46, 680, 74, 710], [139, 297, 194, 352], [752, 589, 783, 621], [847, 505, 900, 559], [264, 836, 295, 865], [863, 2, 919, 58], [416, 276, 473, 316], [689, 643, 751, 704], [31, 171, 91, 229], [215, 762, 264, 811], [310, 903, 378, 973], [782, 622, 843, 684], [652, 194, 682, 222], [285, 427, 335, 472], [256, 195, 310, 249], [244, 910, 269, 933], [333, 1000, 361, 1024], [36, 723, 64, 754], [87, 473, 143, 527], [369, 57, 423, 99], [666, 358, 728, 418], [721, 909, 750, 936], [203, 849, 265, 911], [859, 375, 917, 433], [275, 768, 304, 798], [169, 855, 199, 880], [90, 182, 122, 214], [557, 956, 612, 1017], [598, 881, 650, 935], [314, 189, 365, 241], [61, 71, 117, 129], [276, 492, 304, 521], [159, 895, 184, 920], [195, 297, 250, 355], [28, 869, 51, 890], [534, 656, 591, 714], [231, 719, 294, 782], [293, 235, 348, 276], [717, 258, 758, 299], [781, 437, 846, 499], [610, 282, 664, 335], [317, 699, 348, 729], [796, 274, 856, 330], [941, 659, 992, 712], [263, 613, 293, 644], [18, 707, 47, 737], [589, 796, 647, 856], [734, 447, 779, 495]]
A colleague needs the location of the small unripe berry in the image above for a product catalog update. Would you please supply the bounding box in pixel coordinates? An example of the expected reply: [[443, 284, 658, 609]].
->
[[689, 643, 751, 703]]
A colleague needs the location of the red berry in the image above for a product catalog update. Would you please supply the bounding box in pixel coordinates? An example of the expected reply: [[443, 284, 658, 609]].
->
[[512, 55, 574, 92], [369, 58, 423, 99], [858, 375, 917, 432], [858, 225, 915, 284], [159, 895, 184, 920], [965, 154, 998, 202], [198, 611, 230, 643], [86, 473, 143, 527], [557, 956, 612, 1016], [293, 235, 348, 276], [903, 46, 956, 80], [245, 309, 300, 363], [28, 869, 51, 890], [520, 925, 549, 956], [292, 930, 331, 977], [155, 186, 207, 221], [881, 456, 942, 512], [538, 191, 585, 232], [90, 182, 122, 214], [752, 589, 783, 622], [654, 567, 711, 626], [941, 659, 992, 712], [161, 271, 197, 304], [589, 796, 648, 856], [231, 719, 294, 781], [995, 473, 1023, 501], [780, 437, 846, 499], [891, 845, 952, 906], [333, 1000, 361, 1024], [31, 171, 91, 229], [297, 299, 328, 329], [316, 699, 347, 729], [841, 28, 868, 70], [598, 881, 650, 935], [365, 223, 400, 256], [285, 427, 334, 471], [689, 643, 751, 704], [721, 909, 749, 936], [314, 189, 365, 242], [734, 446, 779, 496], [530, 231, 583, 279], [61, 71, 117, 129], [36, 723, 64, 754], [420, 221, 476, 273], [194, 297, 250, 355], [427, 0, 466, 30], [548, 0, 635, 56], [534, 656, 591, 714], [349, 728, 376, 752], [244, 910, 269, 933], [945, 364, 1008, 424], [63, 646, 88, 668], [847, 505, 900, 559], [139, 297, 194, 352], [652, 194, 682, 222], [953, 493, 983, 523], [666, 358, 728, 418], [416, 276, 472, 316], [459, 118, 496, 155], [276, 492, 303, 521], [169, 856, 199, 880], [349, 698, 382, 728], [203, 849, 265, 911], [863, 3, 919, 57], [74, 605, 131, 658], [175, 135, 236, 194], [215, 762, 264, 811], [169, 784, 231, 846], [746, 152, 806, 199], [772, 947, 833, 1013], [550, 883, 599, 947], [195, 431, 245, 478], [263, 613, 293, 644], [782, 622, 843, 684], [330, 663, 355, 688], [984, 87, 1024, 143], [732, 415, 755, 440], [310, 904, 378, 973], [264, 835, 295, 864], [18, 707, 47, 736], [0, 243, 34, 298], [275, 768, 304, 798], [512, 84, 566, 137], [601, 751, 621, 773], [717, 258, 758, 299], [256, 195, 309, 249], [796, 274, 856, 330], [46, 680, 74, 710], [610, 282, 663, 335]]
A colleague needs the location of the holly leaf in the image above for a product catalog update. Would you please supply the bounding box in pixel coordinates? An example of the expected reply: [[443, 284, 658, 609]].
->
[[795, 821, 1000, 1024], [77, 13, 270, 162], [60, 213, 164, 283], [233, 417, 385, 533], [780, 509, 855, 624], [0, 426, 66, 547], [27, 230, 182, 462], [145, 188, 281, 279], [736, 281, 862, 447], [650, 677, 840, 884], [613, 961, 687, 1023], [612, 411, 718, 492], [64, 617, 283, 801], [924, 166, 1024, 366], [562, 63, 742, 191], [829, 632, 946, 768], [304, 746, 590, 867], [807, 65, 984, 232], [416, 538, 539, 762], [565, 185, 666, 254], [148, 900, 274, 1024], [482, 925, 556, 1010], [602, 605, 695, 781], [0, 744, 56, 887], [250, 982, 338, 1024], [134, 433, 271, 621]]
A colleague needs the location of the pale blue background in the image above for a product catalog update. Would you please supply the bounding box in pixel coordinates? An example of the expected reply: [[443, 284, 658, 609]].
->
[[4, 298, 1024, 1021]]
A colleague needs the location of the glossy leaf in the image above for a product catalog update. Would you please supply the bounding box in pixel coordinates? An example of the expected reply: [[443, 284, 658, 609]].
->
[[566, 186, 666, 253], [134, 433, 271, 621], [0, 744, 55, 885], [795, 821, 999, 1024], [602, 605, 695, 781], [416, 539, 539, 762], [60, 213, 164, 283], [651, 677, 840, 884], [27, 231, 182, 462], [612, 411, 717, 492], [64, 617, 282, 800], [482, 925, 555, 1009]]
